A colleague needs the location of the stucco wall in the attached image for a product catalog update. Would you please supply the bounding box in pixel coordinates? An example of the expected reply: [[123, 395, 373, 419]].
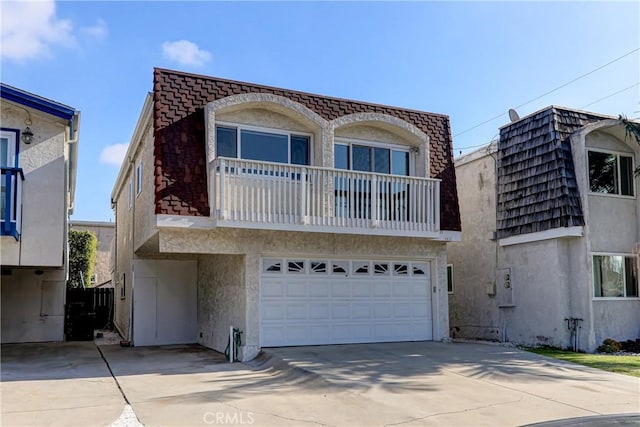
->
[[1, 268, 66, 343], [112, 113, 156, 339], [160, 227, 449, 359], [593, 300, 640, 345], [584, 131, 637, 254], [1, 106, 68, 268], [113, 173, 134, 340], [448, 148, 501, 340], [581, 128, 640, 349], [197, 254, 246, 355], [133, 122, 157, 252], [70, 222, 115, 286], [498, 239, 575, 349]]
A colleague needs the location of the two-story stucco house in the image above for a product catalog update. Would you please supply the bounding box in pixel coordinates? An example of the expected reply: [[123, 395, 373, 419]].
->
[[448, 106, 639, 352], [1, 83, 80, 343], [111, 68, 461, 360]]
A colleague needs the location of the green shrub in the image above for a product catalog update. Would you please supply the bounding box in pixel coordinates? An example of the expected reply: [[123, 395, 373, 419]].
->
[[621, 339, 640, 353], [67, 230, 97, 288], [597, 338, 622, 353]]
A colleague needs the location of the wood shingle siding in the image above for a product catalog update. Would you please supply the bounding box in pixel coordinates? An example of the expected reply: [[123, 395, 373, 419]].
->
[[496, 106, 611, 238], [152, 68, 461, 231]]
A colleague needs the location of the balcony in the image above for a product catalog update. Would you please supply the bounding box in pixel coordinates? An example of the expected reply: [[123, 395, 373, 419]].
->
[[211, 158, 440, 238], [1, 167, 24, 240]]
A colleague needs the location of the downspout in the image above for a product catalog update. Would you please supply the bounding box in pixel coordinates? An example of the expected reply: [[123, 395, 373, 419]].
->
[[128, 155, 136, 344], [487, 142, 504, 341], [67, 113, 80, 217], [64, 114, 80, 332]]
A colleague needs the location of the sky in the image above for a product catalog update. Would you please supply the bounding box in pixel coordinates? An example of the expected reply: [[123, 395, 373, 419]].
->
[[1, 1, 639, 222]]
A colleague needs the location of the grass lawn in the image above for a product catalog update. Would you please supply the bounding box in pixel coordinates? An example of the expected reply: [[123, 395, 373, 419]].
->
[[525, 347, 640, 378]]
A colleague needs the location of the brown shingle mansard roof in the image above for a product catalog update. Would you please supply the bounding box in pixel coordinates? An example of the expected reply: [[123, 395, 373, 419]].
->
[[153, 68, 461, 231], [496, 106, 612, 239]]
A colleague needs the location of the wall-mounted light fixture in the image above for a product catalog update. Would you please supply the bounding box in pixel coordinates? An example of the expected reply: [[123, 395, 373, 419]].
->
[[22, 118, 34, 144]]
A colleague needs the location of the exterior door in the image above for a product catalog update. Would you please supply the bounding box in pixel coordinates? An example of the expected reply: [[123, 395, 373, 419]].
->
[[132, 260, 197, 346]]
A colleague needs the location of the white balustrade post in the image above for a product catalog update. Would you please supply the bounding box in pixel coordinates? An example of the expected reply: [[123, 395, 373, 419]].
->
[[371, 175, 378, 228], [300, 168, 307, 224], [219, 158, 226, 220], [434, 181, 440, 231]]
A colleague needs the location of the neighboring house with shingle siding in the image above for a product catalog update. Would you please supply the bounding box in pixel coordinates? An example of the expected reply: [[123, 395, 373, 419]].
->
[[448, 106, 639, 352], [111, 68, 461, 359], [0, 83, 80, 343]]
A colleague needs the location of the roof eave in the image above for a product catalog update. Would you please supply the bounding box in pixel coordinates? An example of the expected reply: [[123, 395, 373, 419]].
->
[[0, 83, 76, 121]]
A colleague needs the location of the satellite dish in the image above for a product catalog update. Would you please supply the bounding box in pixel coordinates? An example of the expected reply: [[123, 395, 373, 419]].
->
[[508, 108, 520, 122]]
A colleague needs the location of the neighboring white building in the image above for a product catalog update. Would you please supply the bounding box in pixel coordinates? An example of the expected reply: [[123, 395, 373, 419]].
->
[[448, 106, 639, 352], [110, 68, 462, 360], [0, 83, 80, 343], [69, 220, 115, 287]]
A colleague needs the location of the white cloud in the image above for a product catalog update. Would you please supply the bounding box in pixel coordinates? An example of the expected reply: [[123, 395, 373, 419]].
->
[[80, 19, 108, 40], [1, 0, 75, 62], [162, 40, 211, 67], [99, 143, 129, 167]]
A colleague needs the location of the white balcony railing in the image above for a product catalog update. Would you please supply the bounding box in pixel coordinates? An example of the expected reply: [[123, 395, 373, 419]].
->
[[211, 157, 440, 237]]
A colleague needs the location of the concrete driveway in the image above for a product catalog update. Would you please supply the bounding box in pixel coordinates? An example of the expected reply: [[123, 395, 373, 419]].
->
[[2, 341, 639, 426], [1, 342, 126, 426]]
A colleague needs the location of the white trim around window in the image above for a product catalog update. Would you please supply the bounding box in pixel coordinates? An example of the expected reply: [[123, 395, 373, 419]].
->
[[334, 136, 415, 176], [592, 252, 639, 300], [586, 147, 635, 198], [215, 121, 313, 165], [135, 161, 142, 196]]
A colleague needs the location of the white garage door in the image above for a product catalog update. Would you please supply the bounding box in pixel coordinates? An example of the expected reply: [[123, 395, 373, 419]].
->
[[260, 258, 432, 347]]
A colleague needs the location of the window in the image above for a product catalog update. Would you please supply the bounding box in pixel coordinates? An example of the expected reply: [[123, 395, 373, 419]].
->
[[263, 258, 282, 273], [447, 264, 454, 294], [310, 261, 327, 273], [393, 263, 408, 275], [287, 260, 305, 273], [216, 125, 310, 165], [128, 179, 133, 209], [334, 140, 411, 221], [593, 255, 638, 298], [335, 142, 409, 176], [135, 162, 142, 196], [373, 263, 389, 275], [1, 130, 18, 168], [1, 129, 20, 237], [588, 150, 634, 196]]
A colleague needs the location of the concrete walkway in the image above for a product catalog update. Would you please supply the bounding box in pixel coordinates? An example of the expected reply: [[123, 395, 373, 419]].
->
[[2, 341, 639, 426]]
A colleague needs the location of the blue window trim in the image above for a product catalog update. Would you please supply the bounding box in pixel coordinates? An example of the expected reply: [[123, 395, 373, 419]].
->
[[1, 128, 22, 239], [1, 167, 24, 240], [1, 128, 20, 167]]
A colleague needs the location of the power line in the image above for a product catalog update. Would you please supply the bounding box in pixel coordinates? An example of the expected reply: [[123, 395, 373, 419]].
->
[[453, 81, 640, 151], [580, 82, 639, 109], [453, 47, 640, 138]]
